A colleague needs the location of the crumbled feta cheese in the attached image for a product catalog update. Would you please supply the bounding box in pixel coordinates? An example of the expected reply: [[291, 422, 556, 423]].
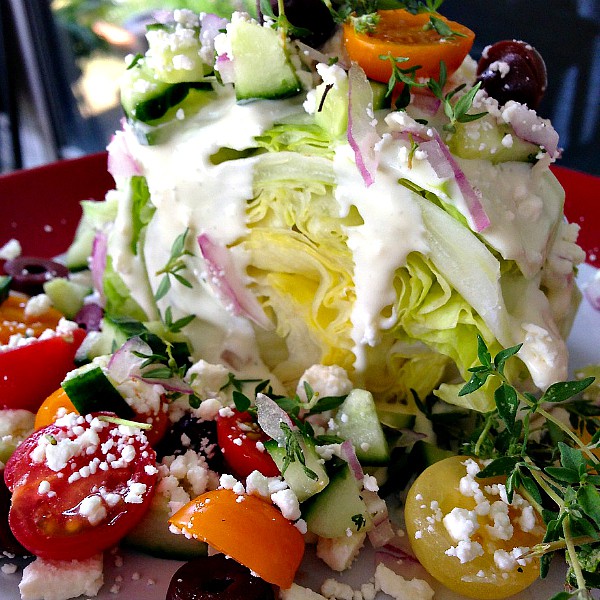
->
[[19, 554, 103, 600], [374, 563, 434, 600], [24, 294, 53, 317], [0, 238, 21, 260]]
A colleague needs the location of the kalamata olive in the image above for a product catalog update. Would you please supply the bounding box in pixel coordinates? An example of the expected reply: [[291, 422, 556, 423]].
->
[[155, 415, 224, 471], [257, 0, 336, 47], [476, 40, 547, 109], [0, 470, 27, 556], [74, 302, 103, 332], [3, 256, 68, 295], [167, 554, 276, 600]]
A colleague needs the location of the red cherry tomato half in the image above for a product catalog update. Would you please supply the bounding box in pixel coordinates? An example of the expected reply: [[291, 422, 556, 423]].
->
[[0, 327, 86, 412], [4, 412, 157, 560], [216, 410, 279, 479]]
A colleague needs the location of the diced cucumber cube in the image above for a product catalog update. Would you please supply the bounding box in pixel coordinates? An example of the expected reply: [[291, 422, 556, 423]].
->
[[43, 278, 91, 319], [265, 434, 329, 502], [229, 19, 301, 102], [334, 389, 390, 465], [303, 464, 372, 538], [448, 115, 539, 163]]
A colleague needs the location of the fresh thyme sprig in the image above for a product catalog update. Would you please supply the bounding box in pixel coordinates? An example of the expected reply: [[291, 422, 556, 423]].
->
[[460, 335, 599, 598], [379, 54, 425, 109], [423, 14, 467, 39], [259, 0, 312, 38], [155, 228, 194, 301], [426, 61, 487, 132], [279, 422, 319, 480]]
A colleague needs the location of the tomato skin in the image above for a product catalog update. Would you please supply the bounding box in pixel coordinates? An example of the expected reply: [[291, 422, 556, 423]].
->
[[343, 10, 475, 83], [404, 455, 543, 599], [35, 387, 169, 447], [34, 388, 77, 430], [0, 327, 86, 412], [169, 489, 305, 589], [216, 410, 279, 478], [4, 412, 157, 560]]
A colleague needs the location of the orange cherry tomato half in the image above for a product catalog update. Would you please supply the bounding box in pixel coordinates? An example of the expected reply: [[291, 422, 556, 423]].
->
[[343, 10, 475, 83], [0, 292, 64, 344], [35, 388, 78, 430], [35, 388, 169, 447], [169, 489, 305, 589]]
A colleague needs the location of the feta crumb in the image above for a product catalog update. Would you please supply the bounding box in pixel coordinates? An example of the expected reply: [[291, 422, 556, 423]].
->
[[19, 554, 103, 600]]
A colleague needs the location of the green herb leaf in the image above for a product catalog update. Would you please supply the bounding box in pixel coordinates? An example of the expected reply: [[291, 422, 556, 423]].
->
[[542, 378, 596, 403]]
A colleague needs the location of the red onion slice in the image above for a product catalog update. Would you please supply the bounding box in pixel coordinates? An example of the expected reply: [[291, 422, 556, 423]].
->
[[347, 63, 381, 187], [215, 53, 235, 84], [501, 101, 560, 159], [135, 374, 194, 394], [340, 439, 364, 481], [107, 336, 152, 383], [197, 234, 272, 329], [200, 13, 228, 67], [430, 131, 491, 232], [90, 232, 108, 303], [107, 130, 142, 179], [255, 393, 295, 444]]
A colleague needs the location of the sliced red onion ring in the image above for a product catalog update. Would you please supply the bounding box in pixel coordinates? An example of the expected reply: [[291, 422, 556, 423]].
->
[[255, 393, 295, 444], [501, 101, 560, 159], [90, 232, 108, 303], [197, 234, 272, 329], [215, 54, 235, 84], [107, 336, 153, 383], [135, 374, 194, 395], [107, 130, 142, 179], [347, 63, 381, 187], [200, 13, 228, 65], [429, 131, 491, 232], [376, 543, 420, 564], [410, 92, 441, 116], [340, 439, 364, 481]]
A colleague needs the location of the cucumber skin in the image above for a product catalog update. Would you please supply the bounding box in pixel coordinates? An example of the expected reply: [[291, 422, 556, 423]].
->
[[265, 437, 329, 503], [123, 496, 208, 560], [230, 20, 301, 102], [303, 465, 372, 539], [334, 389, 390, 465]]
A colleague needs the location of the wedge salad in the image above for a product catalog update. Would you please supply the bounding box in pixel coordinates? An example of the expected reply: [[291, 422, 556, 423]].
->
[[1, 1, 600, 600]]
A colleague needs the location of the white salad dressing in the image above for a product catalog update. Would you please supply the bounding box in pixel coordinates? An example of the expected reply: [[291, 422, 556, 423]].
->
[[333, 142, 429, 371]]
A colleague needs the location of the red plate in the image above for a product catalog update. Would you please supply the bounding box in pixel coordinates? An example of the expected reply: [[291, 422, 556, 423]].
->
[[0, 155, 598, 267]]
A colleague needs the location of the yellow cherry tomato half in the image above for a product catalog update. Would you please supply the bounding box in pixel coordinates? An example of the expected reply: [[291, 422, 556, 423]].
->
[[0, 291, 63, 344], [169, 489, 305, 589], [343, 10, 475, 83], [404, 455, 544, 599], [34, 388, 78, 430]]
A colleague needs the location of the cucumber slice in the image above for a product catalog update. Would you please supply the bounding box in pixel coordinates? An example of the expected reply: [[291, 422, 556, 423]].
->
[[145, 22, 209, 84], [303, 464, 372, 538], [448, 115, 539, 163], [334, 389, 390, 465], [62, 364, 134, 419], [314, 77, 349, 139], [65, 215, 95, 271], [43, 278, 91, 319], [265, 435, 329, 502], [123, 494, 208, 560], [121, 57, 213, 124], [229, 19, 301, 102]]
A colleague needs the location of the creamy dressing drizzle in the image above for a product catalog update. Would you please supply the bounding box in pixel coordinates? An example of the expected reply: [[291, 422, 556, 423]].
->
[[333, 142, 429, 372]]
